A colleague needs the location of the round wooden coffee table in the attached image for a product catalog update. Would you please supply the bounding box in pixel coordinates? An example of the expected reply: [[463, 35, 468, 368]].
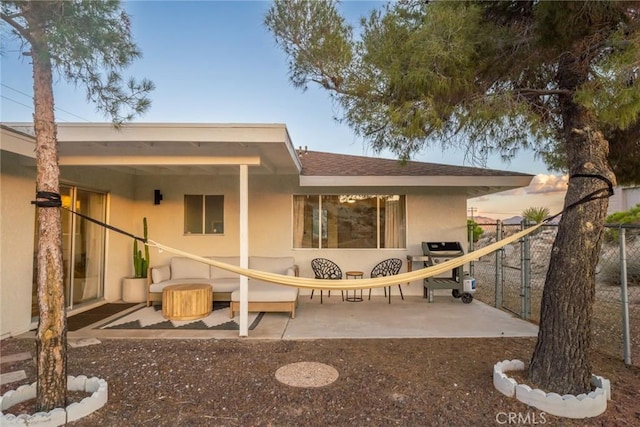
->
[[162, 283, 212, 320]]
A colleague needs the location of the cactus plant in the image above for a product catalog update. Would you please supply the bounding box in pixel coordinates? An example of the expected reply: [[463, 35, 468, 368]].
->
[[133, 217, 149, 278]]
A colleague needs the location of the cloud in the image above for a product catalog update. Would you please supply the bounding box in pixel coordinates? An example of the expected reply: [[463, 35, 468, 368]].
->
[[495, 187, 527, 197], [526, 174, 569, 194], [468, 174, 568, 220], [491, 174, 568, 197]]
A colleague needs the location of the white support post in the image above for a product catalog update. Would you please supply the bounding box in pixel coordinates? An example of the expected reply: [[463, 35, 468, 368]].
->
[[239, 164, 249, 337]]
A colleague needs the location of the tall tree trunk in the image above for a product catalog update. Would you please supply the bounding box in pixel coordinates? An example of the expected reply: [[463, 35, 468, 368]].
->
[[529, 57, 615, 393], [31, 28, 67, 411]]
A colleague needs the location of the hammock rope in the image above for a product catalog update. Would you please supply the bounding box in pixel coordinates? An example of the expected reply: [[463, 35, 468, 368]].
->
[[143, 172, 612, 290], [146, 220, 544, 290], [32, 171, 613, 291], [57, 200, 541, 289]]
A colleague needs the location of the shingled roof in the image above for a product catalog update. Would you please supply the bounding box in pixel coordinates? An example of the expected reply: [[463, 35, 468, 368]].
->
[[296, 150, 534, 197], [298, 150, 531, 178]]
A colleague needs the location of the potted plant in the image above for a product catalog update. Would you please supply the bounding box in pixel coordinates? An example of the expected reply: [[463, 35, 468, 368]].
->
[[122, 217, 149, 303]]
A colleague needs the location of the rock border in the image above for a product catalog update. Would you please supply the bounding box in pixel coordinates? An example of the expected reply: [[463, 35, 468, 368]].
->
[[0, 375, 108, 426], [493, 359, 611, 419]]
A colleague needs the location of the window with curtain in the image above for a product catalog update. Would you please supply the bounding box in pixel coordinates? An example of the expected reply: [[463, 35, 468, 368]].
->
[[32, 185, 107, 314], [184, 195, 224, 234], [292, 195, 406, 249]]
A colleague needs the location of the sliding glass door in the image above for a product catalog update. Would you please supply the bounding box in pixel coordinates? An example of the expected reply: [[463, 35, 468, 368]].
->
[[68, 187, 106, 306], [32, 186, 106, 316]]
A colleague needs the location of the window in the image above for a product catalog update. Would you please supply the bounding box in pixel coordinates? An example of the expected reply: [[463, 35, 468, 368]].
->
[[293, 195, 406, 248], [184, 195, 224, 234]]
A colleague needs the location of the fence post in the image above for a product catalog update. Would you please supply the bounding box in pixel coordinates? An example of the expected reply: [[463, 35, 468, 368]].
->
[[495, 220, 503, 308], [520, 220, 532, 320], [468, 221, 475, 277], [619, 226, 632, 366]]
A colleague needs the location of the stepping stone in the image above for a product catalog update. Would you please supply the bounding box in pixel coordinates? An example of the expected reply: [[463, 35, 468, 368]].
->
[[0, 352, 31, 364], [68, 338, 101, 348], [0, 370, 27, 386]]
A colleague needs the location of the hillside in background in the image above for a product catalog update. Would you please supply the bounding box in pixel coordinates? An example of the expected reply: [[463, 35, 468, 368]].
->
[[470, 216, 495, 224], [469, 216, 523, 224], [469, 215, 561, 225]]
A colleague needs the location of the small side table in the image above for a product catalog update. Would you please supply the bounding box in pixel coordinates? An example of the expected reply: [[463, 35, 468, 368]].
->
[[162, 283, 212, 320], [345, 271, 364, 302]]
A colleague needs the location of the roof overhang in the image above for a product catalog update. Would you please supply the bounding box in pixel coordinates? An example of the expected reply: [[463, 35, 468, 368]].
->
[[0, 125, 36, 157], [299, 175, 534, 198], [2, 123, 533, 198], [2, 123, 302, 176]]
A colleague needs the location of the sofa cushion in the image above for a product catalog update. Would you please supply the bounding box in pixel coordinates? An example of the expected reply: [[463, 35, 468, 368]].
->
[[231, 280, 298, 302], [209, 256, 241, 280], [170, 257, 210, 280], [212, 278, 240, 293], [151, 265, 171, 284], [149, 279, 215, 293], [250, 256, 295, 275]]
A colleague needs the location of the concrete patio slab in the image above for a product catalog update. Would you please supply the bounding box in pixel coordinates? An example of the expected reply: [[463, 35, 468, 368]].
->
[[283, 295, 538, 339], [15, 295, 537, 341]]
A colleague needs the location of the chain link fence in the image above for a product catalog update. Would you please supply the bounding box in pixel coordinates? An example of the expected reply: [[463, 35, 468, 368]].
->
[[469, 221, 639, 367]]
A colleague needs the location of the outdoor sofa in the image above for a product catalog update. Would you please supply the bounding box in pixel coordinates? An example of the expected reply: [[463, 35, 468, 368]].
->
[[147, 256, 299, 317]]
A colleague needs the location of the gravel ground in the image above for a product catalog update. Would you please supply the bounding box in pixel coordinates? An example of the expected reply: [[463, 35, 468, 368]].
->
[[2, 337, 639, 426]]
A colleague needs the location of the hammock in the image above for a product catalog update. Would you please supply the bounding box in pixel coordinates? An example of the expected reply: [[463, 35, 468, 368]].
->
[[35, 172, 610, 292], [147, 220, 544, 290], [44, 172, 612, 292]]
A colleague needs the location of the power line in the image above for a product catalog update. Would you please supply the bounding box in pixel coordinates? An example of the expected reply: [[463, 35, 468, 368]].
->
[[1, 83, 32, 99], [1, 83, 91, 122], [55, 106, 92, 122], [1, 94, 32, 111]]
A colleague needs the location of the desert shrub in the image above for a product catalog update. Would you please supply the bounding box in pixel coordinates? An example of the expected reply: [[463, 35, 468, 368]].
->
[[467, 219, 483, 242], [522, 206, 550, 224], [596, 240, 640, 286], [604, 203, 640, 242]]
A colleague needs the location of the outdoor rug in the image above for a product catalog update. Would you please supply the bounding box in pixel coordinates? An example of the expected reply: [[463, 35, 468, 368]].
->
[[68, 303, 139, 331], [100, 302, 264, 331]]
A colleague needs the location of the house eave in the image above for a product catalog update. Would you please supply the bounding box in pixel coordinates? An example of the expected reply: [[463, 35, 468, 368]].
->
[[0, 125, 36, 158], [2, 122, 302, 175], [55, 122, 291, 143], [300, 175, 533, 189], [59, 155, 262, 166]]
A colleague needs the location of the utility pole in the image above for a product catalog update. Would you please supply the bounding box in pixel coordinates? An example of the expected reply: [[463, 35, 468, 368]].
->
[[468, 207, 477, 221]]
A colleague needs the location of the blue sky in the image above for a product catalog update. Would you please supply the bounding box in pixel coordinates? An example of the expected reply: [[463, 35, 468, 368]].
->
[[0, 0, 567, 219]]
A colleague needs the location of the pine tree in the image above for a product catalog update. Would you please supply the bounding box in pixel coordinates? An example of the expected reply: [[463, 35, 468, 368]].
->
[[266, 0, 640, 394], [1, 0, 153, 411]]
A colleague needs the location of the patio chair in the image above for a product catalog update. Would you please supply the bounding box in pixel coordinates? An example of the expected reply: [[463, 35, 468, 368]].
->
[[310, 258, 344, 303], [368, 258, 403, 304]]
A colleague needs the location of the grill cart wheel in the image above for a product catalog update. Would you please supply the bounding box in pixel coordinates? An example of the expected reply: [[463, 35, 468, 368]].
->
[[461, 293, 473, 304]]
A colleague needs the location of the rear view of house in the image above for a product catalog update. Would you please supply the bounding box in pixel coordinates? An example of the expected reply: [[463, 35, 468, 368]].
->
[[0, 122, 533, 338]]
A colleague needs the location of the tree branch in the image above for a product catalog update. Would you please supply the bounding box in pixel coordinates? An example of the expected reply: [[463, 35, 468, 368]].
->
[[516, 88, 572, 96], [0, 12, 33, 45]]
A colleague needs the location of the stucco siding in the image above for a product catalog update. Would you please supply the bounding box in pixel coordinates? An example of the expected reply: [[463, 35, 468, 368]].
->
[[607, 186, 640, 215], [2, 160, 476, 338], [0, 157, 138, 337], [1, 151, 36, 338], [129, 175, 470, 298], [132, 174, 299, 264]]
